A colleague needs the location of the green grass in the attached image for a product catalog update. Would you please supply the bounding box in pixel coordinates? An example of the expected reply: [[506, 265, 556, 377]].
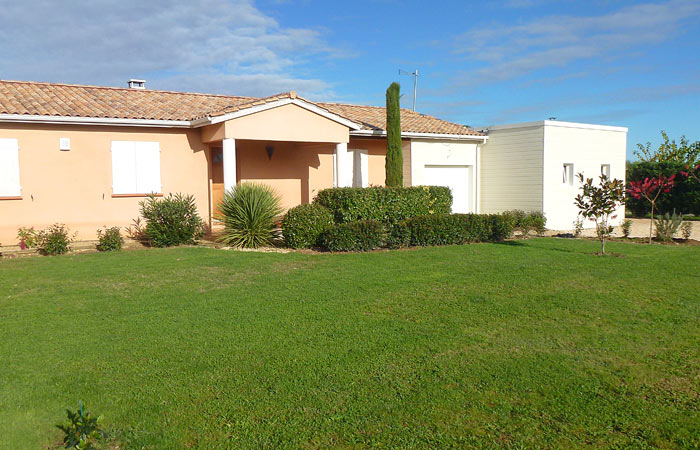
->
[[1, 239, 699, 449]]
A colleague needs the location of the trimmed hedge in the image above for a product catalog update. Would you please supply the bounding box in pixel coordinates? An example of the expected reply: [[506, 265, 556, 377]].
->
[[627, 161, 700, 215], [314, 186, 452, 224], [282, 203, 334, 249], [401, 213, 513, 247], [321, 220, 385, 252]]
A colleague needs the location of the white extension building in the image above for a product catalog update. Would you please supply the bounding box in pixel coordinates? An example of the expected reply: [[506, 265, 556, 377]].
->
[[404, 120, 627, 231]]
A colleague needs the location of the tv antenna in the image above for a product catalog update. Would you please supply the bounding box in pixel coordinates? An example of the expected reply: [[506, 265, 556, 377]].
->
[[398, 69, 418, 111]]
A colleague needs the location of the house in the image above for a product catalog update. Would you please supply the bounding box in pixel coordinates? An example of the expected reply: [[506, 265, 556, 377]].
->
[[0, 79, 627, 244]]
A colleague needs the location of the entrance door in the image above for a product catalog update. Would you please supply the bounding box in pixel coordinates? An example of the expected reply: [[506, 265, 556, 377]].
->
[[211, 148, 224, 219], [423, 165, 473, 213]]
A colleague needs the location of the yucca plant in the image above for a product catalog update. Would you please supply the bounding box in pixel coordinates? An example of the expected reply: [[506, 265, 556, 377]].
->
[[217, 183, 283, 248], [655, 210, 683, 242]]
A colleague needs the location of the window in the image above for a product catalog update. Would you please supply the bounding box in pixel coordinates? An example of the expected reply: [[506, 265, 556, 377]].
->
[[562, 163, 574, 186], [352, 149, 368, 188], [111, 141, 161, 195], [601, 164, 611, 178], [0, 138, 21, 197]]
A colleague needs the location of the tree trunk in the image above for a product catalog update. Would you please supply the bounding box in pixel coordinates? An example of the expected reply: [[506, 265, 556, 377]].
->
[[601, 237, 606, 255], [649, 202, 655, 244]]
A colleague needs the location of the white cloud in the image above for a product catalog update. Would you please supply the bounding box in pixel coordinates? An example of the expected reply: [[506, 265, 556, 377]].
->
[[0, 0, 337, 97], [451, 0, 700, 86]]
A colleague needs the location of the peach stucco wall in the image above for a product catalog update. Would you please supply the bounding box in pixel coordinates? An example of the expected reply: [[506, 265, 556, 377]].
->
[[0, 122, 397, 245], [202, 103, 349, 144], [236, 140, 334, 209], [0, 123, 209, 244]]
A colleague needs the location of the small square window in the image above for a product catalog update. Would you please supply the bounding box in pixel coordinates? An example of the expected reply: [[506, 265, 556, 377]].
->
[[562, 163, 574, 185], [601, 164, 610, 178]]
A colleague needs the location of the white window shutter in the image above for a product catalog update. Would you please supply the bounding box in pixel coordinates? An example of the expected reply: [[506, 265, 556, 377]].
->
[[352, 149, 369, 188], [0, 138, 21, 196], [135, 142, 161, 194], [111, 141, 137, 194]]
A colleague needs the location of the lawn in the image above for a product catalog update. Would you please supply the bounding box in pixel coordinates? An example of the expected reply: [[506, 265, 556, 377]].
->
[[1, 238, 699, 449]]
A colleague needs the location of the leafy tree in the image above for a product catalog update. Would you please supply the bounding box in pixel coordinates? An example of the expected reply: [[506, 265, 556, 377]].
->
[[681, 163, 700, 184], [385, 82, 403, 187], [628, 174, 676, 243], [574, 173, 626, 255], [635, 130, 700, 165], [626, 161, 700, 215]]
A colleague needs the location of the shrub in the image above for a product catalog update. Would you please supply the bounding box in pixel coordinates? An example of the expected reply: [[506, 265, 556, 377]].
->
[[321, 220, 385, 252], [37, 224, 74, 255], [314, 186, 452, 224], [217, 183, 283, 248], [96, 226, 124, 252], [17, 226, 39, 249], [402, 213, 513, 247], [282, 203, 334, 249], [489, 213, 516, 241], [621, 219, 633, 238], [56, 401, 105, 449], [681, 221, 693, 240], [503, 210, 547, 237], [573, 218, 584, 237], [655, 211, 683, 242], [139, 193, 205, 247], [385, 223, 412, 249]]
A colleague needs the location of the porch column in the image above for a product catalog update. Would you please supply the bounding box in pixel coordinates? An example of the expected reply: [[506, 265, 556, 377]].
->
[[335, 143, 351, 188], [223, 138, 237, 193]]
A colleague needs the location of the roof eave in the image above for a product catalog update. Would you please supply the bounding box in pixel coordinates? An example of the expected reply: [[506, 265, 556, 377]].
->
[[0, 113, 191, 128], [350, 129, 488, 141]]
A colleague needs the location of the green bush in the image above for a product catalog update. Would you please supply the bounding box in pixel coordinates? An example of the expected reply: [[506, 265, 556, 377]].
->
[[17, 227, 38, 249], [621, 219, 633, 238], [627, 160, 700, 215], [503, 210, 547, 236], [37, 224, 74, 255], [655, 211, 683, 241], [282, 203, 334, 249], [401, 213, 513, 247], [96, 226, 124, 252], [314, 186, 452, 225], [385, 223, 412, 249], [56, 401, 105, 449], [321, 220, 385, 252], [139, 193, 205, 247], [217, 183, 283, 248]]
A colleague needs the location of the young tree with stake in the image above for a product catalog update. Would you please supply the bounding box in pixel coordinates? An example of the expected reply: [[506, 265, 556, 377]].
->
[[574, 173, 626, 255]]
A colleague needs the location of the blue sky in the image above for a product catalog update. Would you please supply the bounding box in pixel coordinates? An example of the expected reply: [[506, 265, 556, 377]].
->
[[1, 0, 699, 158]]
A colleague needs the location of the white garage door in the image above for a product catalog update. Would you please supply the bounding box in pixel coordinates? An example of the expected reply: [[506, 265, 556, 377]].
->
[[423, 165, 473, 213]]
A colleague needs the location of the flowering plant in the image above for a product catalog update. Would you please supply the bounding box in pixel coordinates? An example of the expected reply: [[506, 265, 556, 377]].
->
[[627, 174, 676, 243]]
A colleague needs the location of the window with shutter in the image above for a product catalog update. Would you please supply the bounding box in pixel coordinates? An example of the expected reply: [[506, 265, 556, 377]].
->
[[111, 141, 161, 195], [0, 138, 21, 198]]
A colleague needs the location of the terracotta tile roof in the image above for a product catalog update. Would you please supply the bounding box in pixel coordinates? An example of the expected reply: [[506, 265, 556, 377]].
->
[[0, 79, 483, 136], [0, 79, 251, 121], [318, 102, 482, 136], [203, 91, 299, 118]]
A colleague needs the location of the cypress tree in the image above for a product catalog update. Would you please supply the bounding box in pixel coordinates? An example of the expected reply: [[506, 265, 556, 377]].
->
[[385, 82, 403, 187]]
